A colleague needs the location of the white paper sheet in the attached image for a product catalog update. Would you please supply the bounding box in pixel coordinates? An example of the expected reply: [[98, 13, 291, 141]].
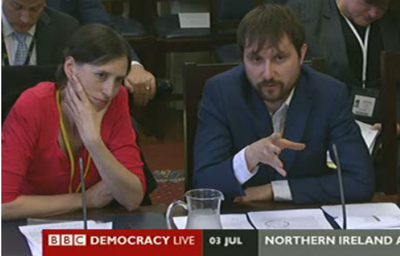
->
[[322, 202, 400, 229], [19, 220, 113, 256], [335, 215, 400, 229], [173, 214, 254, 229], [178, 13, 210, 28], [247, 209, 333, 230], [326, 120, 379, 168], [322, 202, 400, 217], [355, 120, 379, 153]]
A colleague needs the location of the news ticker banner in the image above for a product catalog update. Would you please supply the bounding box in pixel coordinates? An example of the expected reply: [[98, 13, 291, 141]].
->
[[43, 229, 400, 256]]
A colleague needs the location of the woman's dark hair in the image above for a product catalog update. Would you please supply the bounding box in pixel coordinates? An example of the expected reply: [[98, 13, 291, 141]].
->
[[237, 4, 305, 57], [56, 23, 131, 86]]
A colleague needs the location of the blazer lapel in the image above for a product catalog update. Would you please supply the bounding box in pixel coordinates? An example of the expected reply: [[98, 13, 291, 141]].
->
[[321, 0, 359, 87], [279, 73, 312, 176], [46, 0, 62, 10], [247, 82, 274, 140], [36, 8, 53, 65]]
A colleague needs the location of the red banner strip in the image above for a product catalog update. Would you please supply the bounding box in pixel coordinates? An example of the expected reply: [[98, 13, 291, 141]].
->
[[43, 229, 203, 256]]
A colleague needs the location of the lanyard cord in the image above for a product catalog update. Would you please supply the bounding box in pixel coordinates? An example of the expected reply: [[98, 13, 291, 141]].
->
[[341, 14, 371, 90], [56, 89, 92, 193]]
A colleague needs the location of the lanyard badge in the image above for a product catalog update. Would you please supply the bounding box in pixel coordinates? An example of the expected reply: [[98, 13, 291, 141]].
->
[[351, 87, 380, 124], [341, 15, 381, 123]]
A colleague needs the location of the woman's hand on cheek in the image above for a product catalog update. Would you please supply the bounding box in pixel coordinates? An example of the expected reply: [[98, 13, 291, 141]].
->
[[65, 75, 108, 146]]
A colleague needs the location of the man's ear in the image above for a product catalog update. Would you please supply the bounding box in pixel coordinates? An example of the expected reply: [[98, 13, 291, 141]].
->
[[63, 56, 76, 79], [299, 44, 308, 64]]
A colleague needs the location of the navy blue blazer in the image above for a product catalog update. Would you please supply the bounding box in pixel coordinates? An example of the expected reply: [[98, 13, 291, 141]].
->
[[47, 0, 140, 62], [47, 0, 113, 27], [194, 65, 375, 204], [36, 7, 79, 65]]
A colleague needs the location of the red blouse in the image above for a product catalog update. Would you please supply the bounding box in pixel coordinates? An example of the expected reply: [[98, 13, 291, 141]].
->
[[2, 82, 146, 203]]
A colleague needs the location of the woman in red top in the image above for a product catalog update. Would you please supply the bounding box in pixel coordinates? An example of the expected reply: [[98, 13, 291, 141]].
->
[[2, 24, 146, 220]]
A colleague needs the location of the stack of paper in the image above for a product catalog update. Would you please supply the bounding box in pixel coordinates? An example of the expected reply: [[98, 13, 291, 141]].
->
[[322, 203, 400, 229], [19, 220, 112, 256], [174, 209, 333, 230], [247, 209, 333, 230]]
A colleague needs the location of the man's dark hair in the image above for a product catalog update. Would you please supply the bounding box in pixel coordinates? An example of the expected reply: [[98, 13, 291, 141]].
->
[[56, 23, 131, 86], [237, 4, 305, 57]]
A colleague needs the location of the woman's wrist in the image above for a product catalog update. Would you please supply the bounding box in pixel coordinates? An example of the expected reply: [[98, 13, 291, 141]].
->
[[82, 135, 104, 151], [71, 192, 83, 210]]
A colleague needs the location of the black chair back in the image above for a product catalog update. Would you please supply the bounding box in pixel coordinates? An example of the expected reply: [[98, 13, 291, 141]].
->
[[2, 65, 57, 123], [380, 52, 400, 194], [183, 62, 236, 191]]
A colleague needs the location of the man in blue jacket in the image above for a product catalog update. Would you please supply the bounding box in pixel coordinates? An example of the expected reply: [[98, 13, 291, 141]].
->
[[193, 4, 375, 204]]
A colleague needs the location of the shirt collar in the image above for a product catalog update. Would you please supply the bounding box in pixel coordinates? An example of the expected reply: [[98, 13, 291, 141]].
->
[[2, 10, 36, 37], [283, 86, 295, 108], [268, 86, 295, 117]]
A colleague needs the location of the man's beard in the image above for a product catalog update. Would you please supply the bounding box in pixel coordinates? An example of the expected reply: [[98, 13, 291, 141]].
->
[[256, 79, 290, 103]]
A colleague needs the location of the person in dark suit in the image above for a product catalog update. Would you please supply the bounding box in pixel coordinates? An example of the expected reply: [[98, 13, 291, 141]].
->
[[286, 0, 400, 92], [286, 0, 400, 126], [1, 0, 79, 66], [287, 0, 400, 193], [46, 0, 156, 106], [193, 5, 375, 204]]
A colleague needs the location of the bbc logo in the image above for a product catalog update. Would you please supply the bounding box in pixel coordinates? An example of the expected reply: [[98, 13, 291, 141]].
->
[[48, 234, 86, 246]]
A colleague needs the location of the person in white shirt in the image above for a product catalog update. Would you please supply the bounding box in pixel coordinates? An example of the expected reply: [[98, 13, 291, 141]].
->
[[1, 0, 79, 66]]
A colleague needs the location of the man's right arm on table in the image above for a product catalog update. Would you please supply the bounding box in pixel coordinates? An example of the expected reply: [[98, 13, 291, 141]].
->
[[233, 134, 305, 202]]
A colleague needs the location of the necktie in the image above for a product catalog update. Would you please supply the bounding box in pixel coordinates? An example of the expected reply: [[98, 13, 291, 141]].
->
[[13, 32, 28, 66]]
